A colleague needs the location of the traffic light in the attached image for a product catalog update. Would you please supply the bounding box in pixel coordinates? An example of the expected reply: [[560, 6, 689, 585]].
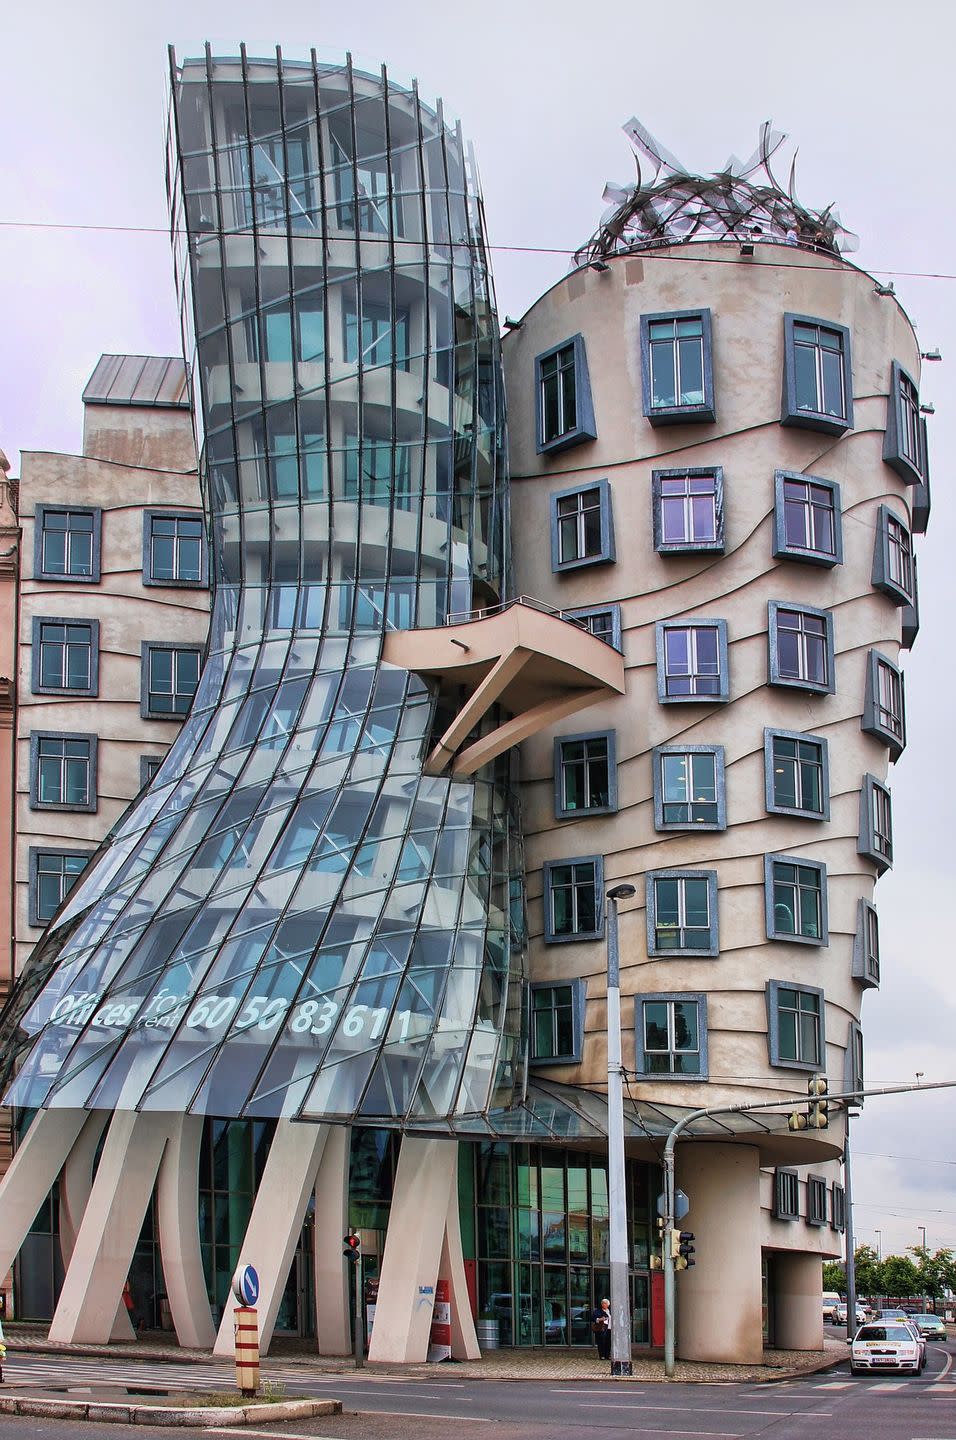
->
[[807, 1074, 829, 1129], [343, 1230, 361, 1263], [676, 1232, 696, 1270]]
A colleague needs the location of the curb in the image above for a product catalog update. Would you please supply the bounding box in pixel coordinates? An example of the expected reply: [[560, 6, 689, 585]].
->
[[0, 1395, 342, 1427]]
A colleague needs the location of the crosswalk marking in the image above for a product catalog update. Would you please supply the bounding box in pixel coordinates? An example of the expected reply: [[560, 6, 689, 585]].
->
[[814, 1382, 853, 1389], [868, 1381, 906, 1391]]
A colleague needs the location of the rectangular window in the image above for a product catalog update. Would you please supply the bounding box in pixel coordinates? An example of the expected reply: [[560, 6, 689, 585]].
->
[[768, 981, 824, 1069], [142, 644, 202, 718], [543, 856, 603, 943], [902, 555, 919, 650], [554, 732, 616, 819], [883, 360, 924, 484], [144, 512, 205, 586], [550, 479, 614, 571], [831, 1183, 846, 1232], [863, 650, 905, 757], [140, 754, 166, 788], [30, 733, 96, 812], [652, 468, 723, 554], [859, 774, 893, 871], [774, 1168, 800, 1220], [641, 310, 715, 424], [768, 602, 834, 693], [764, 729, 829, 820], [656, 620, 728, 702], [530, 981, 584, 1063], [260, 301, 324, 363], [872, 505, 913, 605], [32, 619, 98, 697], [782, 314, 853, 434], [563, 604, 622, 652], [331, 129, 401, 236], [638, 994, 707, 1079], [846, 1020, 864, 1098], [653, 746, 725, 830], [535, 334, 597, 454], [35, 506, 100, 582], [646, 870, 718, 956], [231, 117, 314, 232], [343, 432, 412, 509], [772, 472, 842, 566], [29, 848, 91, 927], [913, 420, 931, 533], [343, 297, 410, 370], [853, 899, 880, 988], [807, 1175, 828, 1227], [765, 854, 828, 945]]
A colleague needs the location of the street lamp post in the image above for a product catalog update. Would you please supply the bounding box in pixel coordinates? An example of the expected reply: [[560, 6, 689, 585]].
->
[[918, 1225, 927, 1252], [874, 1228, 882, 1262], [606, 883, 636, 1377]]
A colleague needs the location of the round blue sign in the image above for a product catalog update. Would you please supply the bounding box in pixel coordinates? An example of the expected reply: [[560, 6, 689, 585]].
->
[[232, 1263, 259, 1306]]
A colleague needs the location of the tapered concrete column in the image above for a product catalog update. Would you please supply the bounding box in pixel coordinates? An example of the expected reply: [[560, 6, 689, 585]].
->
[[313, 1124, 351, 1355], [156, 1113, 215, 1349], [58, 1113, 135, 1342], [368, 1136, 463, 1364], [0, 1108, 88, 1285], [772, 1251, 824, 1350], [49, 1110, 173, 1343], [213, 1120, 328, 1359], [439, 1194, 479, 1360], [675, 1143, 763, 1364]]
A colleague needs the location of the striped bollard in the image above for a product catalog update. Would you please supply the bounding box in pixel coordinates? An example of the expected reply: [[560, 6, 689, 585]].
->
[[234, 1307, 260, 1397]]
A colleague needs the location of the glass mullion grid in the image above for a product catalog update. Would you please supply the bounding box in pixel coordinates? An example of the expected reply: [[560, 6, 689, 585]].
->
[[661, 751, 717, 825], [649, 318, 703, 408], [783, 480, 834, 555], [654, 876, 709, 949], [777, 988, 820, 1064], [558, 489, 601, 563], [794, 323, 845, 418], [664, 626, 719, 697], [773, 863, 821, 939], [38, 738, 89, 806], [886, 515, 912, 594], [899, 372, 921, 466], [865, 907, 880, 979], [660, 474, 716, 545], [550, 863, 596, 936], [876, 661, 903, 740], [561, 738, 607, 812], [871, 784, 893, 861], [772, 736, 822, 814], [643, 999, 699, 1075], [777, 610, 827, 685], [532, 985, 574, 1059]]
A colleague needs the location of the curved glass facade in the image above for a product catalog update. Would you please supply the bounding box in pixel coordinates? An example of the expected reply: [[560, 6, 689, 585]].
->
[[3, 49, 526, 1125]]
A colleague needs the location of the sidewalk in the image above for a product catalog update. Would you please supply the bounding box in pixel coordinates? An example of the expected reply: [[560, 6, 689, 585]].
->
[[3, 1322, 846, 1385]]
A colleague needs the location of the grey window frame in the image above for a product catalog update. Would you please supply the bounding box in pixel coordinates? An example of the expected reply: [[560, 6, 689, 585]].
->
[[529, 978, 586, 1065], [140, 641, 204, 720], [641, 308, 716, 425], [635, 992, 709, 1081], [912, 419, 931, 533], [901, 554, 919, 650], [858, 773, 893, 873], [550, 478, 615, 572], [764, 854, 829, 946], [807, 1174, 828, 1227], [29, 731, 98, 813], [766, 979, 826, 1071], [28, 845, 93, 928], [646, 868, 719, 958], [562, 603, 623, 652], [772, 471, 843, 567], [553, 730, 618, 820], [33, 504, 102, 584], [883, 360, 924, 484], [763, 728, 830, 821], [535, 333, 597, 456], [656, 619, 729, 704], [542, 854, 604, 944], [768, 601, 835, 695], [831, 1183, 846, 1232], [872, 504, 914, 606], [862, 650, 906, 759], [652, 744, 726, 832], [781, 313, 853, 436], [142, 509, 208, 589], [852, 899, 880, 989], [774, 1167, 800, 1220], [845, 1019, 864, 1099], [140, 754, 167, 788], [652, 466, 724, 554], [31, 617, 100, 698]]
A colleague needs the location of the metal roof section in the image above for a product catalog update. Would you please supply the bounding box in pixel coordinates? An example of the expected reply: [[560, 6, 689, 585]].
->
[[82, 354, 189, 409]]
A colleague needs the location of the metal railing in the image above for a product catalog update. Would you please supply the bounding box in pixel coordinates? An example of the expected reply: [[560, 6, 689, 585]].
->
[[444, 594, 591, 633]]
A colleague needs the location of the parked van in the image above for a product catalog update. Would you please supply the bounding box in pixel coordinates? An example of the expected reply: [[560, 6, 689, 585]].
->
[[822, 1292, 841, 1322]]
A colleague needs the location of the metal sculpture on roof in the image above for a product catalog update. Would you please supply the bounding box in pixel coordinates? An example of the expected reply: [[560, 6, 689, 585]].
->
[[574, 118, 859, 265]]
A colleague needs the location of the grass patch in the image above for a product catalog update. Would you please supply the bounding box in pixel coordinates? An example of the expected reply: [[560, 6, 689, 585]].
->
[[159, 1380, 296, 1410]]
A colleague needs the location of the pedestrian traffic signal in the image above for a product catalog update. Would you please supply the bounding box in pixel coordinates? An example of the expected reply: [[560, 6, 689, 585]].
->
[[676, 1232, 696, 1270], [807, 1074, 829, 1129], [343, 1231, 361, 1262]]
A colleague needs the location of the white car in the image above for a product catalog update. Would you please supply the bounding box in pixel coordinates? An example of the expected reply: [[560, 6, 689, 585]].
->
[[836, 1302, 868, 1325], [850, 1321, 926, 1375]]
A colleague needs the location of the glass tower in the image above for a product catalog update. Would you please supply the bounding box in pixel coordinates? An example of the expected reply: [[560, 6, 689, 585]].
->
[[3, 48, 525, 1127]]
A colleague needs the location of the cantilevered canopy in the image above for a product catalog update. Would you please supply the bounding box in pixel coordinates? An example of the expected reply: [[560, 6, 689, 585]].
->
[[383, 598, 626, 778]]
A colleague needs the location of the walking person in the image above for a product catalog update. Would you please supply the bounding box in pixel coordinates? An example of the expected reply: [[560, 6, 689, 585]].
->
[[591, 1296, 611, 1361]]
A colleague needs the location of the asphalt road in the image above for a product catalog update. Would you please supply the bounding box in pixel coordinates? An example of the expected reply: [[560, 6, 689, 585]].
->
[[0, 1342, 953, 1440]]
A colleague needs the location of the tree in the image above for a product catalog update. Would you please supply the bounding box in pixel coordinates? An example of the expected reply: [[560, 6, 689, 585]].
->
[[852, 1244, 883, 1298], [910, 1246, 956, 1302], [822, 1260, 845, 1291], [881, 1253, 921, 1298]]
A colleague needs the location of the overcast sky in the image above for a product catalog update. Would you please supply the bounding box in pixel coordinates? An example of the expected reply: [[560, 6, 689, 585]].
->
[[2, 0, 954, 1258]]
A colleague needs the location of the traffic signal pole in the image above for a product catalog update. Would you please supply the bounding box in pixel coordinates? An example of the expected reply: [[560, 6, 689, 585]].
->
[[661, 1079, 956, 1378]]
